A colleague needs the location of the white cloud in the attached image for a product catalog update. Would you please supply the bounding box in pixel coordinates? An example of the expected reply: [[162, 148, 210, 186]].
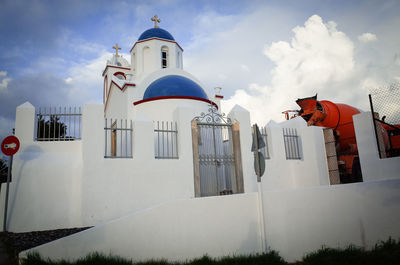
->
[[65, 52, 129, 104], [358, 33, 377, 43], [0, 71, 11, 92], [222, 14, 357, 124], [184, 6, 294, 99]]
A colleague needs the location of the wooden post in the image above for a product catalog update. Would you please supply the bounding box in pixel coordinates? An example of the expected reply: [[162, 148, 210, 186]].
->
[[232, 121, 244, 193], [373, 112, 387, 158], [191, 120, 201, 197]]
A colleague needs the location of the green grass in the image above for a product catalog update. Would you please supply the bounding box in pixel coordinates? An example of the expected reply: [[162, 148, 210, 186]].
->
[[302, 238, 400, 265], [21, 238, 400, 265]]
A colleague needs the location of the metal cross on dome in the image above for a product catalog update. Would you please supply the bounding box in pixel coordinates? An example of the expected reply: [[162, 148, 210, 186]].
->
[[151, 15, 161, 28], [112, 43, 121, 57]]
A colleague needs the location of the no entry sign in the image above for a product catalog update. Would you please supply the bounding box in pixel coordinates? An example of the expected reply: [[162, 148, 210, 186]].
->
[[1, 136, 20, 156]]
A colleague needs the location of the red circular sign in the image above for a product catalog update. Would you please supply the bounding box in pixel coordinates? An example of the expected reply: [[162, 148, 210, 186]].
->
[[1, 136, 20, 156]]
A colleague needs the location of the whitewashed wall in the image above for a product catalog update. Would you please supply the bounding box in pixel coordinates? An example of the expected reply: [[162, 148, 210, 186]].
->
[[18, 179, 400, 263], [353, 112, 400, 182], [1, 101, 258, 232], [80, 103, 201, 226], [262, 178, 400, 262], [0, 102, 83, 232], [262, 117, 330, 190], [20, 193, 262, 262]]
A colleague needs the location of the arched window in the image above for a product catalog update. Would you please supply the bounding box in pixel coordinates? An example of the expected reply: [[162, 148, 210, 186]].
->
[[161, 46, 169, 68], [132, 53, 136, 72], [113, 72, 126, 80], [177, 51, 181, 68], [143, 46, 150, 72]]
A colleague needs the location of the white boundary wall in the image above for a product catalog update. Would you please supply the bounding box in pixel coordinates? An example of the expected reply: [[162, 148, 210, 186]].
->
[[19, 179, 400, 263], [262, 178, 400, 262], [262, 117, 330, 190], [0, 102, 83, 231], [20, 193, 262, 262], [0, 101, 259, 232], [353, 112, 400, 181]]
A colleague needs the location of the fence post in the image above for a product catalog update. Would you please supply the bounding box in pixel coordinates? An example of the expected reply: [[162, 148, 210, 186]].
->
[[82, 103, 104, 160], [132, 113, 154, 161], [15, 102, 35, 143], [191, 120, 201, 197], [232, 121, 244, 193]]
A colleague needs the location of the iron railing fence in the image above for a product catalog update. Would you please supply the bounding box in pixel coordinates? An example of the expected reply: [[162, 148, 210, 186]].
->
[[154, 121, 178, 159], [369, 82, 400, 158], [283, 128, 302, 160], [36, 107, 81, 141], [260, 127, 270, 159], [104, 118, 132, 158]]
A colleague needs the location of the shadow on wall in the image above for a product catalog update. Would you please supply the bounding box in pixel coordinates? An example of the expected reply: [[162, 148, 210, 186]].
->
[[7, 145, 44, 230], [239, 221, 262, 254]]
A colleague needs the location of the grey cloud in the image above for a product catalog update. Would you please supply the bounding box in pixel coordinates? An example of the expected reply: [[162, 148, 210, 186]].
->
[[0, 73, 74, 120]]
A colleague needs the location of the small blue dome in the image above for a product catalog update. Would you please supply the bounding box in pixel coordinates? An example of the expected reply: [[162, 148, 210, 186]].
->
[[138, 28, 175, 41], [143, 75, 208, 100]]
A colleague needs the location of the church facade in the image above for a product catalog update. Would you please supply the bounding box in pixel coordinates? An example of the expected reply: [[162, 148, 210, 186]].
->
[[1, 17, 400, 262]]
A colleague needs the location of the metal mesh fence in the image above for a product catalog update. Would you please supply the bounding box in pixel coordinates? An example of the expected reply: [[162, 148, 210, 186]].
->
[[369, 82, 400, 158], [369, 82, 400, 125]]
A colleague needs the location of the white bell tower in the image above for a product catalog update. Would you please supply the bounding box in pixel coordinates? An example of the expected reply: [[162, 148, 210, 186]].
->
[[130, 15, 183, 82]]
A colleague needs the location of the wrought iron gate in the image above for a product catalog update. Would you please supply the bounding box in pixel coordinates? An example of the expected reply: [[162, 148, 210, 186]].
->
[[192, 105, 243, 197]]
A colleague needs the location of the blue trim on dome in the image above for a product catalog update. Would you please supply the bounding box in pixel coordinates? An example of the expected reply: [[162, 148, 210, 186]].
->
[[138, 28, 175, 41], [143, 75, 208, 100]]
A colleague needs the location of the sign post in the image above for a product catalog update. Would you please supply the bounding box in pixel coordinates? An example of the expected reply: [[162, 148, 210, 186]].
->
[[1, 135, 20, 231], [251, 124, 267, 253]]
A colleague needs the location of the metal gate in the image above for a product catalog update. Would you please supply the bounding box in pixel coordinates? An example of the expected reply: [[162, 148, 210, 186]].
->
[[192, 105, 243, 197]]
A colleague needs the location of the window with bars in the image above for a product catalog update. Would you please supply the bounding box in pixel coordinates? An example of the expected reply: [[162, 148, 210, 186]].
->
[[260, 127, 270, 159], [35, 107, 81, 141], [154, 121, 178, 159], [161, 47, 168, 68], [104, 118, 133, 158], [283, 128, 302, 160]]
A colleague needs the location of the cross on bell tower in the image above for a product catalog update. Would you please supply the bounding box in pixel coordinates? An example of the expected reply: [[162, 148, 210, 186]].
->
[[112, 43, 121, 57], [151, 15, 161, 28]]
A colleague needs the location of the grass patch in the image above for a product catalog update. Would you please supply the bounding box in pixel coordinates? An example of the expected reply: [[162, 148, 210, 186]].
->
[[20, 238, 400, 265], [302, 238, 400, 265], [21, 252, 286, 265]]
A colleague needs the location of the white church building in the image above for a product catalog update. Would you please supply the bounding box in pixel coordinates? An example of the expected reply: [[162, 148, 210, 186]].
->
[[1, 17, 400, 262]]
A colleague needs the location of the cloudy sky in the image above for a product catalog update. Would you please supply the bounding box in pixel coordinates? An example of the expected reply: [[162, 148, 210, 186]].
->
[[1, 0, 400, 141]]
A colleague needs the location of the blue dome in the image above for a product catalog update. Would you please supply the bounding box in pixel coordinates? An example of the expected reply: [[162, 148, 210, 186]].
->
[[143, 75, 208, 100], [138, 28, 175, 41]]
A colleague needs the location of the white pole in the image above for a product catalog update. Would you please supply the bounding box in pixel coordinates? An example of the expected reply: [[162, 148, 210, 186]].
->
[[253, 125, 267, 253], [258, 181, 267, 253]]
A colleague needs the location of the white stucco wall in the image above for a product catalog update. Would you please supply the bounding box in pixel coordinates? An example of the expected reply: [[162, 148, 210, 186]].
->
[[20, 193, 262, 262], [3, 100, 259, 232], [262, 117, 330, 190], [18, 179, 400, 263], [262, 178, 400, 262], [353, 112, 400, 182], [79, 103, 201, 226], [0, 103, 83, 232]]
